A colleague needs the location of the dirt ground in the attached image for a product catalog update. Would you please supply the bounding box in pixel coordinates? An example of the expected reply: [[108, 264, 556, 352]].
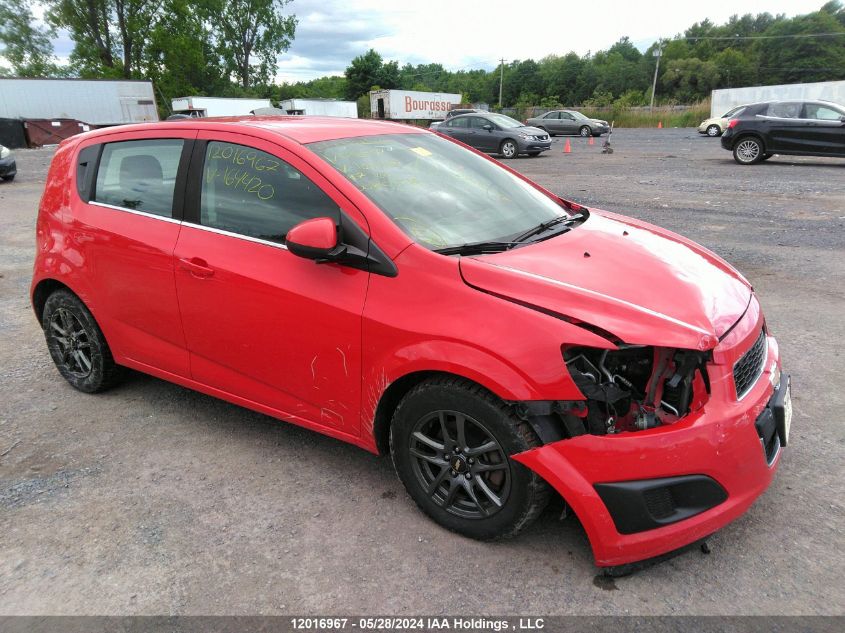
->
[[0, 128, 843, 615]]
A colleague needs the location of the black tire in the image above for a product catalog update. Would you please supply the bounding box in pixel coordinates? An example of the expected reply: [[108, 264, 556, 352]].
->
[[762, 153, 773, 161], [706, 124, 721, 137], [42, 289, 124, 393], [390, 376, 551, 540], [499, 139, 518, 159], [579, 126, 591, 137], [733, 136, 764, 165], [1, 174, 14, 182]]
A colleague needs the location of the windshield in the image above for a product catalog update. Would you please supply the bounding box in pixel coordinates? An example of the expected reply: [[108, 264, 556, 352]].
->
[[571, 111, 589, 120], [486, 114, 524, 129], [308, 133, 568, 250]]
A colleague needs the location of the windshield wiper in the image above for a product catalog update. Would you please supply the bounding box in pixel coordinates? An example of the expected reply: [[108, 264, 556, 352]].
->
[[434, 240, 519, 256], [512, 213, 582, 243]]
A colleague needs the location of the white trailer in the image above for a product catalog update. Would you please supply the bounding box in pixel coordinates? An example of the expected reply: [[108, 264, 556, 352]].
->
[[369, 89, 461, 120], [0, 78, 158, 124], [170, 96, 272, 118], [711, 80, 845, 117], [279, 98, 358, 118]]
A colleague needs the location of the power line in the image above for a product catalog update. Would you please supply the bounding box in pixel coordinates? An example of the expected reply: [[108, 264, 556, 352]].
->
[[684, 32, 845, 41]]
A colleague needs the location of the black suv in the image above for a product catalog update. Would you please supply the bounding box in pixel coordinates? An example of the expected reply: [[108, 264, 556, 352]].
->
[[721, 100, 845, 164]]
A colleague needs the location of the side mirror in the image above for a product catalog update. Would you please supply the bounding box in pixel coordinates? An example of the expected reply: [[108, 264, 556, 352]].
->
[[483, 124, 494, 131], [286, 217, 344, 261], [840, 115, 845, 123]]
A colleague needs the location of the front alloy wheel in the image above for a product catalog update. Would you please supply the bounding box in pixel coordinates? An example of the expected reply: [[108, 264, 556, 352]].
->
[[499, 140, 517, 159], [409, 410, 511, 519], [733, 138, 763, 164], [390, 377, 550, 540], [579, 126, 591, 137]]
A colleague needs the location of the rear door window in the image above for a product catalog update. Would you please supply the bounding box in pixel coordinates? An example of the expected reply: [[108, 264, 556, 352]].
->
[[94, 139, 184, 217], [766, 103, 801, 118], [199, 141, 340, 244]]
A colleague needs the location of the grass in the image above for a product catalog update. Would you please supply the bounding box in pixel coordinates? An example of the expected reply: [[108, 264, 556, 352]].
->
[[578, 103, 711, 128]]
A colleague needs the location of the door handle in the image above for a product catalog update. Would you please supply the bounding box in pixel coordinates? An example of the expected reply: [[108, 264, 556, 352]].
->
[[179, 257, 215, 278]]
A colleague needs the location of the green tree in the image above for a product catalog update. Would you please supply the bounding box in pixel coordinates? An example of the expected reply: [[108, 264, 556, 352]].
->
[[205, 0, 296, 89], [144, 0, 228, 113], [753, 8, 845, 84], [47, 0, 158, 78], [345, 49, 385, 99], [0, 0, 61, 76]]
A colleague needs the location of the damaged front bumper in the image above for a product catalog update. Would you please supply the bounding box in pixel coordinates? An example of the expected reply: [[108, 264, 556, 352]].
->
[[513, 332, 786, 567]]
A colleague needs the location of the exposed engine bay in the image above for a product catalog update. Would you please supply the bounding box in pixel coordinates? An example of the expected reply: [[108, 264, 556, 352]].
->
[[560, 346, 711, 435]]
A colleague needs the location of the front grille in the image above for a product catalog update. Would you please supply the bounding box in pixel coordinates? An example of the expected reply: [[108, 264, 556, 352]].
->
[[733, 329, 767, 399]]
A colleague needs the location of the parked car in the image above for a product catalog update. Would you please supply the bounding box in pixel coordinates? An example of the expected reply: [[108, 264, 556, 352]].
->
[[436, 112, 551, 157], [697, 104, 749, 137], [429, 108, 488, 130], [525, 110, 610, 137], [721, 100, 845, 164], [0, 144, 17, 181], [32, 117, 790, 568]]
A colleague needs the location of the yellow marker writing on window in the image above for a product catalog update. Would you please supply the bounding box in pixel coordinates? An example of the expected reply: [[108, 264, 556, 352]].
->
[[410, 147, 433, 157]]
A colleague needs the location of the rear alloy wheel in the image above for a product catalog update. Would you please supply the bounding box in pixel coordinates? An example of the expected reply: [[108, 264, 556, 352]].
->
[[706, 124, 721, 137], [42, 289, 124, 393], [499, 140, 518, 159], [390, 377, 550, 540], [579, 126, 591, 137], [733, 137, 764, 165]]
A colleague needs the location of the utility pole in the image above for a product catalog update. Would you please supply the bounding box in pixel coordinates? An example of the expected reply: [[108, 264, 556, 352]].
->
[[499, 58, 505, 109], [650, 46, 662, 112]]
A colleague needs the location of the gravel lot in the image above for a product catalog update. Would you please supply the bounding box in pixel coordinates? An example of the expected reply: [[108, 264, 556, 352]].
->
[[1, 128, 843, 615]]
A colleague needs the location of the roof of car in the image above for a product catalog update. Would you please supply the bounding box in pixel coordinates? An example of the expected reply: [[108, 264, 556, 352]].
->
[[85, 116, 428, 145]]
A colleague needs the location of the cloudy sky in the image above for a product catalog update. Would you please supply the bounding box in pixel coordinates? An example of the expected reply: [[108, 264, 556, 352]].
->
[[29, 0, 830, 83], [277, 0, 828, 82]]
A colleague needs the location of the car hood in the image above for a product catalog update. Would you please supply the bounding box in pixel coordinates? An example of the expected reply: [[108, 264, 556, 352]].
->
[[519, 126, 548, 136], [458, 211, 752, 350], [589, 118, 608, 126]]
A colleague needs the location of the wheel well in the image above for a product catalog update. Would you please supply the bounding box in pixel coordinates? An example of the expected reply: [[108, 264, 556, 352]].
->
[[372, 370, 505, 455], [732, 132, 766, 151], [32, 279, 73, 322]]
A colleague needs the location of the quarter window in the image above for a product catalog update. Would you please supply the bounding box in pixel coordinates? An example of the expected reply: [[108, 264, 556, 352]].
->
[[200, 141, 340, 244], [94, 139, 184, 217]]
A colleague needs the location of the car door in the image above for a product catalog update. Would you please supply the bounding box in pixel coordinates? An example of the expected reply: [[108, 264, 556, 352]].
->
[[74, 131, 195, 376], [173, 131, 369, 437], [760, 102, 806, 152], [468, 116, 497, 151], [801, 103, 845, 156], [536, 111, 557, 134], [546, 111, 565, 134], [440, 116, 470, 143], [559, 111, 578, 135]]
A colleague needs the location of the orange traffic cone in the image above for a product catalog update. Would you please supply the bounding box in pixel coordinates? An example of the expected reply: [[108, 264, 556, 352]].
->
[[588, 136, 595, 146], [657, 121, 663, 128], [563, 139, 571, 153]]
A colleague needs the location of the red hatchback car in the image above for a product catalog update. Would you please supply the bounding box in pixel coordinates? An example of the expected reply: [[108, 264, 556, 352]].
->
[[32, 117, 791, 568]]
